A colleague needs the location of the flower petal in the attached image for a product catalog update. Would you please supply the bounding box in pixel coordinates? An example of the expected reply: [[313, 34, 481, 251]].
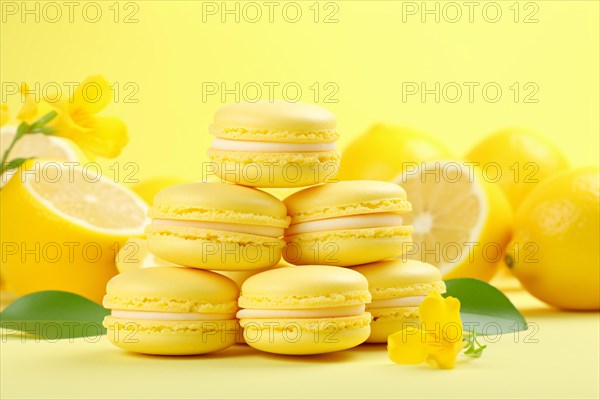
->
[[0, 104, 9, 127], [425, 340, 465, 370], [419, 291, 447, 328], [71, 75, 112, 115], [84, 116, 129, 158], [388, 325, 428, 365], [16, 83, 39, 123]]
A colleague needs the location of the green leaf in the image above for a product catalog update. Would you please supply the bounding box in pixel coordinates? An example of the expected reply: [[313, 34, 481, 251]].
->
[[28, 110, 58, 131], [0, 291, 109, 339], [443, 278, 527, 334], [463, 330, 487, 358], [36, 126, 56, 135], [15, 121, 29, 139]]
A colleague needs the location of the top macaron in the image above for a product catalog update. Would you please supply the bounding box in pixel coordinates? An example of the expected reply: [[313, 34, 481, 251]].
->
[[207, 101, 341, 188]]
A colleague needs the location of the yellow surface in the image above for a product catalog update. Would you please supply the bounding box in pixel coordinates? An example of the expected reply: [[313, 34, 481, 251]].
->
[[2, 280, 599, 399]]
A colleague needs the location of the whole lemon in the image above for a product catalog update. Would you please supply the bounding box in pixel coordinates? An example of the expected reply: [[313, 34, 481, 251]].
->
[[506, 167, 599, 310], [466, 128, 569, 209], [337, 124, 451, 181]]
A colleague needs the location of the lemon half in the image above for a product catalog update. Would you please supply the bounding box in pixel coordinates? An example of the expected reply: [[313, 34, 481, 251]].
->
[[1, 126, 81, 188], [395, 161, 513, 281], [0, 160, 147, 302]]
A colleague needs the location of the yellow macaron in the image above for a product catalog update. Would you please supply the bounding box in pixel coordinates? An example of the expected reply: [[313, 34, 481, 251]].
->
[[237, 265, 372, 355], [283, 180, 413, 266], [207, 101, 341, 188], [146, 182, 290, 270], [351, 259, 445, 343], [103, 267, 239, 355]]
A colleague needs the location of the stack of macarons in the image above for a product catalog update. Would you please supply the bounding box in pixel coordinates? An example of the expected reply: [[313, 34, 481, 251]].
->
[[104, 101, 445, 356]]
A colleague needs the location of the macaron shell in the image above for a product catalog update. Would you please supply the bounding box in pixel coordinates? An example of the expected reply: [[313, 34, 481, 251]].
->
[[284, 181, 411, 223], [367, 307, 419, 343], [209, 101, 338, 143], [146, 227, 283, 271], [103, 267, 239, 313], [283, 226, 413, 267], [239, 314, 371, 355], [103, 316, 238, 355], [150, 182, 289, 227], [238, 265, 370, 309], [351, 259, 446, 300], [207, 149, 340, 188]]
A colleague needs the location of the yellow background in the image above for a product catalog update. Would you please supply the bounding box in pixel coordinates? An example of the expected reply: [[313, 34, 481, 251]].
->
[[1, 1, 598, 182]]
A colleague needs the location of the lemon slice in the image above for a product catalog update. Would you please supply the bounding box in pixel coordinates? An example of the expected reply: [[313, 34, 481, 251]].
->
[[1, 126, 80, 188], [0, 160, 148, 302], [395, 161, 512, 282]]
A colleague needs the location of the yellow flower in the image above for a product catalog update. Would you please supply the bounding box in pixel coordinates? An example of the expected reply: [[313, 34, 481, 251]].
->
[[16, 83, 39, 123], [388, 292, 465, 369], [0, 104, 9, 127], [16, 76, 128, 158]]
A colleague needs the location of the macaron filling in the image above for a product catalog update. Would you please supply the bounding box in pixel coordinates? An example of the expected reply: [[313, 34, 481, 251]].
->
[[211, 138, 337, 153], [285, 213, 403, 236], [368, 296, 425, 309], [152, 218, 284, 238], [111, 310, 236, 321], [236, 304, 366, 319]]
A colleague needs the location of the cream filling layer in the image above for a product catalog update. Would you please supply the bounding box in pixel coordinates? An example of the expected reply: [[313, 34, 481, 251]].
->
[[368, 296, 425, 309], [286, 213, 403, 236], [236, 305, 365, 319], [211, 138, 337, 153], [152, 218, 284, 238], [111, 310, 236, 321]]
